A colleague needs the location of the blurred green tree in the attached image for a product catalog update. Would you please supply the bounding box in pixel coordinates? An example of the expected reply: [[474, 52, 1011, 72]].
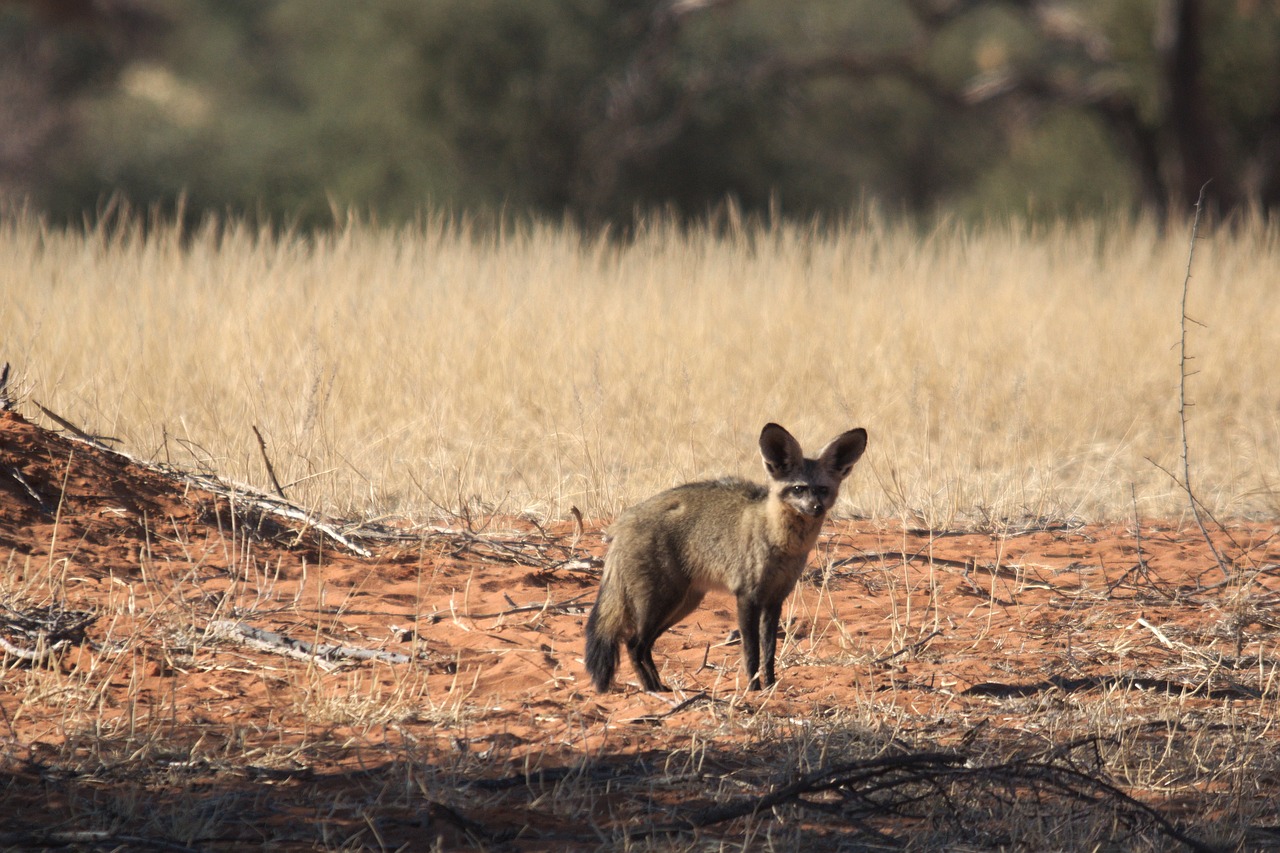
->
[[2, 0, 1277, 227]]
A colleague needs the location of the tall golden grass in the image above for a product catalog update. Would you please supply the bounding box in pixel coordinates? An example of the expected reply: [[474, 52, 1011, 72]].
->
[[3, 209, 1277, 524]]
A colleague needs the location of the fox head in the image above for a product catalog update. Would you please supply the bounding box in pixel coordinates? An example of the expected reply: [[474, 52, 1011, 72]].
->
[[759, 423, 867, 518]]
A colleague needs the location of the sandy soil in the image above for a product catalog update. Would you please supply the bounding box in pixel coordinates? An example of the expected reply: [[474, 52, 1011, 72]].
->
[[1, 409, 1278, 850]]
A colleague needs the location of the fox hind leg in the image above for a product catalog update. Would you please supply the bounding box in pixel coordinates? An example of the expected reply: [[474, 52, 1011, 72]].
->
[[626, 588, 704, 692], [658, 589, 706, 636], [625, 636, 666, 691]]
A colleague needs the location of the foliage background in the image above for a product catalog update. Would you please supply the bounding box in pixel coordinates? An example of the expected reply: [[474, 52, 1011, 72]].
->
[[3, 0, 1278, 228]]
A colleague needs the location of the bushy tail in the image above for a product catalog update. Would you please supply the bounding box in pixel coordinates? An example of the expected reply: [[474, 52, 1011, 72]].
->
[[584, 579, 623, 692]]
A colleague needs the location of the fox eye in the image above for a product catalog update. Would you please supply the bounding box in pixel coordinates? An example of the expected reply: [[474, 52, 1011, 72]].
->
[[813, 486, 830, 498], [789, 485, 807, 495]]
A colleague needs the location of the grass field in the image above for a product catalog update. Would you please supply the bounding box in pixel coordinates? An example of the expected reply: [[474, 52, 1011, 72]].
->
[[4, 210, 1280, 850], [3, 209, 1279, 525]]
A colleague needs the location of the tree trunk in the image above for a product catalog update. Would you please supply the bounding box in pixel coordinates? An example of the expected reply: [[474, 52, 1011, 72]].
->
[[1160, 0, 1236, 216]]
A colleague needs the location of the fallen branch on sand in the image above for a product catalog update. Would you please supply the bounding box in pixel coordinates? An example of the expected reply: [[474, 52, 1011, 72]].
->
[[196, 487, 374, 558], [208, 620, 411, 669], [0, 600, 95, 664], [26, 398, 375, 558]]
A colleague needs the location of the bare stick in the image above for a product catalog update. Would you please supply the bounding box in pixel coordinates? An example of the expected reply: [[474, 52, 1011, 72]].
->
[[32, 400, 122, 448], [874, 628, 943, 664], [1176, 183, 1229, 580], [1, 462, 47, 510], [252, 424, 288, 500], [209, 619, 411, 666], [465, 591, 593, 620], [0, 634, 62, 663]]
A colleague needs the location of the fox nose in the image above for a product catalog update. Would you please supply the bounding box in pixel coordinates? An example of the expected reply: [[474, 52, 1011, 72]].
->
[[806, 499, 825, 516]]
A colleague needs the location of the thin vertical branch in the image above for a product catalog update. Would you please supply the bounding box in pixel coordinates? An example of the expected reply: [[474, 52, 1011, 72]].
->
[[252, 424, 288, 500], [1178, 181, 1228, 578]]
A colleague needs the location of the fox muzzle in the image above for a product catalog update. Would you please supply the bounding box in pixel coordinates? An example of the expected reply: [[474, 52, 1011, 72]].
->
[[802, 500, 827, 517]]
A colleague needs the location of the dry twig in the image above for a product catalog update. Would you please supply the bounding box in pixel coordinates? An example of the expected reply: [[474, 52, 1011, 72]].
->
[[209, 619, 411, 668], [251, 423, 287, 499], [0, 600, 95, 664], [1171, 183, 1230, 578]]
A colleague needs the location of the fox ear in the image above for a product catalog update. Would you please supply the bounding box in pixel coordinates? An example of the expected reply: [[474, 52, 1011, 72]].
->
[[818, 428, 867, 481], [759, 423, 804, 479]]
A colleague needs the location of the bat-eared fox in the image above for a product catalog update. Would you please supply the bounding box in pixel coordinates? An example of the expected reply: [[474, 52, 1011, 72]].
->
[[585, 423, 867, 692]]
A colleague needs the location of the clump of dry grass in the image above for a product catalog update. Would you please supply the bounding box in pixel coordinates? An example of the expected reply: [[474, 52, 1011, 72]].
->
[[3, 210, 1279, 528]]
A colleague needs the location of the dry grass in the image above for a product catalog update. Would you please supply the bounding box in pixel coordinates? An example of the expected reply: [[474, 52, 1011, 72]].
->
[[4, 210, 1280, 848], [4, 209, 1279, 526]]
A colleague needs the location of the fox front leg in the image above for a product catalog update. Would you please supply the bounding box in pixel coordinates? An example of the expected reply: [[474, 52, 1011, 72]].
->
[[736, 594, 764, 689], [758, 600, 784, 688]]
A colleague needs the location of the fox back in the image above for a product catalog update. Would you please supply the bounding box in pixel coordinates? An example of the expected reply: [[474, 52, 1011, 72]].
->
[[585, 423, 867, 692]]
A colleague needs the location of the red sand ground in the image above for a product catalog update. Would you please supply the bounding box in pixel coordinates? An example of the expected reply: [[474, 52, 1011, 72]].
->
[[0, 409, 1278, 850]]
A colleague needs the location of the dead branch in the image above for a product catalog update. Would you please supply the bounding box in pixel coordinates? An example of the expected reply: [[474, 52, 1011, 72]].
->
[[180, 470, 373, 558], [208, 620, 410, 668], [251, 424, 287, 500], [1176, 183, 1231, 580], [465, 591, 593, 621], [0, 600, 94, 664], [435, 526, 600, 573], [21, 401, 606, 567], [626, 691, 727, 725], [32, 400, 121, 448], [874, 628, 943, 665], [240, 494, 372, 558], [0, 634, 58, 662], [962, 672, 1261, 701], [26, 403, 376, 559], [832, 550, 974, 571], [0, 461, 49, 512]]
